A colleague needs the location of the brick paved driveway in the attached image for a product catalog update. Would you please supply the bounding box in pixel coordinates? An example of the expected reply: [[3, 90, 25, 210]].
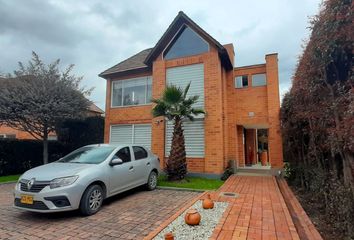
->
[[0, 183, 199, 240]]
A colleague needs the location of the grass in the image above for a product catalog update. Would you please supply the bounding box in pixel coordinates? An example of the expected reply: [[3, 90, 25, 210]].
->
[[157, 175, 224, 190], [0, 174, 21, 183]]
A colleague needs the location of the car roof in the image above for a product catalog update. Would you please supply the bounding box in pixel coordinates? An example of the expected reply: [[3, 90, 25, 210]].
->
[[84, 143, 147, 149]]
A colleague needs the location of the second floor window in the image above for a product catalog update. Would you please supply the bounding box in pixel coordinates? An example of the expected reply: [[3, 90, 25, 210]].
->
[[112, 76, 152, 107], [235, 75, 248, 88], [252, 74, 267, 86]]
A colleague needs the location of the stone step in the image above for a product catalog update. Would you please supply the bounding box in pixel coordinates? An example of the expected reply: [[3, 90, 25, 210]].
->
[[236, 167, 275, 176]]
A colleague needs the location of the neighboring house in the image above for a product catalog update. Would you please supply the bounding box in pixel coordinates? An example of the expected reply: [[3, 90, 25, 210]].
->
[[0, 102, 104, 140], [100, 11, 283, 176]]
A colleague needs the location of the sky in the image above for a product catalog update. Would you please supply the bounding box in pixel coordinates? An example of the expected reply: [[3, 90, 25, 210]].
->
[[0, 0, 322, 109]]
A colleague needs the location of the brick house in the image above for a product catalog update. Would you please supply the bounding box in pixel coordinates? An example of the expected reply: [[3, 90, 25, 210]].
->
[[100, 11, 283, 176], [0, 102, 104, 140]]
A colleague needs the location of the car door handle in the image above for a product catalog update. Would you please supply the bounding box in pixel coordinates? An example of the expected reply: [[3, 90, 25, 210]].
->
[[129, 166, 134, 171], [146, 162, 150, 166]]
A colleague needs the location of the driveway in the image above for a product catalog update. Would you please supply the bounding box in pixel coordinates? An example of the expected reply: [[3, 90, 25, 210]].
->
[[0, 183, 199, 240]]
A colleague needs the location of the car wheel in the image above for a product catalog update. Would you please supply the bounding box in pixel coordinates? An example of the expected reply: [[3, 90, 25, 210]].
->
[[80, 185, 103, 216], [146, 171, 157, 191]]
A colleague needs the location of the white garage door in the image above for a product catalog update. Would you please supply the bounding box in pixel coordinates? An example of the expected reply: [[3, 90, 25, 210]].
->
[[110, 124, 151, 149]]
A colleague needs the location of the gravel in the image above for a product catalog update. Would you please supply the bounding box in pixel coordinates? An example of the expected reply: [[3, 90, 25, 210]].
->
[[153, 200, 229, 240]]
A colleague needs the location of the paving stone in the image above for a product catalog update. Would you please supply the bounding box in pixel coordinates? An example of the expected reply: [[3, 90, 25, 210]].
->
[[0, 183, 198, 239]]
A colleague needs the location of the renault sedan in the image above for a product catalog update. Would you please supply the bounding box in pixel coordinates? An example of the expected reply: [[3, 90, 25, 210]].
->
[[14, 144, 160, 215]]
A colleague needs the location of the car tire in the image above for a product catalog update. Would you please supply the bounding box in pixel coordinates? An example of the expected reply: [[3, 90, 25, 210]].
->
[[146, 171, 157, 191], [80, 185, 104, 216]]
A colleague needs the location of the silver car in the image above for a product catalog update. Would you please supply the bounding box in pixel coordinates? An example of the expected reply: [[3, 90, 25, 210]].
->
[[13, 144, 160, 215]]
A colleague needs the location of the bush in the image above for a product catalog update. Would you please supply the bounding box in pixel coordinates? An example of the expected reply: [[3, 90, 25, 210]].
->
[[0, 139, 75, 176], [56, 116, 104, 148], [221, 160, 235, 181]]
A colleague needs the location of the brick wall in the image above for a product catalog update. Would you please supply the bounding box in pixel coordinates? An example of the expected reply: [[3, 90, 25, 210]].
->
[[0, 125, 35, 139], [103, 47, 284, 173], [224, 54, 283, 169], [265, 54, 283, 168]]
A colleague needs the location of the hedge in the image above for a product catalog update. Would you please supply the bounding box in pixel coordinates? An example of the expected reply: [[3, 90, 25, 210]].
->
[[0, 139, 75, 176]]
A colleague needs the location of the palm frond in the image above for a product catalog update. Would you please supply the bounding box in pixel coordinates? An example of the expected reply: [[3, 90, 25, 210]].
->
[[191, 108, 205, 115], [152, 101, 167, 117], [163, 85, 183, 104], [183, 82, 191, 99]]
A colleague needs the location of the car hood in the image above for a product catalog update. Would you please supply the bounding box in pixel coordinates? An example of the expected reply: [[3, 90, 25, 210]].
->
[[21, 162, 95, 181]]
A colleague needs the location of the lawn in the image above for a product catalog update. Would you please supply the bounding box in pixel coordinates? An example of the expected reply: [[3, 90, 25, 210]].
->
[[0, 174, 20, 183], [157, 175, 224, 190]]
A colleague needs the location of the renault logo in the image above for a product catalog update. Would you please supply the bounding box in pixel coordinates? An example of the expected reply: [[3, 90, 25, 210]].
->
[[27, 178, 35, 190]]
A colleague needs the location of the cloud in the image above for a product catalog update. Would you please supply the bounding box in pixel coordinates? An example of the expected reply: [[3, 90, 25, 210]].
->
[[0, 0, 321, 108]]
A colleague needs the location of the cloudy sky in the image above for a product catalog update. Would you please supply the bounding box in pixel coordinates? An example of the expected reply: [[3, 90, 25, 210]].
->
[[0, 0, 322, 109]]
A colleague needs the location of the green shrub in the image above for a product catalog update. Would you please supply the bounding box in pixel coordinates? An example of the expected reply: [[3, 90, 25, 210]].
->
[[0, 139, 74, 176]]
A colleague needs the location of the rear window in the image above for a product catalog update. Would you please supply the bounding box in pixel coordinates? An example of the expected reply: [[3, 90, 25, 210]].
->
[[133, 146, 148, 160], [58, 146, 116, 164]]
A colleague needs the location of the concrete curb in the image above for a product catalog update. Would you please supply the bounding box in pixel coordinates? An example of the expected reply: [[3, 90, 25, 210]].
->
[[156, 186, 206, 193], [0, 181, 17, 185]]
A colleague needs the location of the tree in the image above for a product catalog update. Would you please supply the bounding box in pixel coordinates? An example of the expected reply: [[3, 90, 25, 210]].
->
[[56, 116, 104, 149], [152, 83, 205, 180], [0, 52, 91, 164], [281, 0, 353, 236]]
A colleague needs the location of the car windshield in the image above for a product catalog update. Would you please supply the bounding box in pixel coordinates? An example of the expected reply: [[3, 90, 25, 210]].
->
[[58, 146, 116, 164]]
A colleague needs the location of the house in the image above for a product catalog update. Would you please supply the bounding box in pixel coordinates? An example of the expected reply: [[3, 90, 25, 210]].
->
[[100, 11, 283, 176], [0, 102, 104, 140]]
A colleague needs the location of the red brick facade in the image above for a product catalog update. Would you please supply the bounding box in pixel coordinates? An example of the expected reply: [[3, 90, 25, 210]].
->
[[102, 14, 283, 174]]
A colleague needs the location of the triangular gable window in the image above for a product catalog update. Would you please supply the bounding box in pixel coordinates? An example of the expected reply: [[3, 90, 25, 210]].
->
[[163, 26, 209, 60]]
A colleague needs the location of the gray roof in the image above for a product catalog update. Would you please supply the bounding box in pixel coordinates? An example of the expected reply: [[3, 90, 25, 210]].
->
[[99, 48, 152, 77]]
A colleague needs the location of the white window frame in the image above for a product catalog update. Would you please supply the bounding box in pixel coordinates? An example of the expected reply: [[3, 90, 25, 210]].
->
[[252, 73, 267, 87], [235, 75, 248, 88], [111, 76, 152, 108]]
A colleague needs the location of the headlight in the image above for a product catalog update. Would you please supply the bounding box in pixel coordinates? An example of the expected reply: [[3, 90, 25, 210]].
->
[[50, 176, 78, 189], [16, 175, 23, 190]]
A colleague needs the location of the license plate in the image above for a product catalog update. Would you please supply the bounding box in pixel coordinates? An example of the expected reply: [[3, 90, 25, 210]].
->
[[20, 195, 33, 205]]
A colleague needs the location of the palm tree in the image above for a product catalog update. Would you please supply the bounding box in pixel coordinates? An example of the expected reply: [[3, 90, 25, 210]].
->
[[152, 83, 205, 180]]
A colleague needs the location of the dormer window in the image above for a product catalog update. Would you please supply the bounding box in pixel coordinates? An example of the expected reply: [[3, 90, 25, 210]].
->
[[163, 26, 209, 60]]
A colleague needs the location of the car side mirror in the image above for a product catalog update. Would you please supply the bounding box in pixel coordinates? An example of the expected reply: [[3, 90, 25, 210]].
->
[[110, 157, 123, 166]]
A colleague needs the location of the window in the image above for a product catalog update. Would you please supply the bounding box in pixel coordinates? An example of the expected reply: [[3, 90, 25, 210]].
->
[[110, 124, 152, 149], [116, 147, 131, 163], [0, 134, 16, 139], [166, 64, 204, 110], [48, 135, 57, 141], [235, 75, 248, 88], [133, 146, 148, 160], [58, 146, 116, 164], [252, 74, 266, 86], [163, 26, 209, 60], [112, 76, 152, 107], [165, 119, 205, 157]]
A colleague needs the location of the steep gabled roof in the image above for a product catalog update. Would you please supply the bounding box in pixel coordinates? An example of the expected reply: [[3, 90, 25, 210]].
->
[[99, 48, 152, 78], [144, 11, 233, 70], [99, 11, 233, 79]]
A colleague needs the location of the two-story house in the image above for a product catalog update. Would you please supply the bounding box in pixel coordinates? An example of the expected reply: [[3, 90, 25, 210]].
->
[[100, 11, 283, 176]]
